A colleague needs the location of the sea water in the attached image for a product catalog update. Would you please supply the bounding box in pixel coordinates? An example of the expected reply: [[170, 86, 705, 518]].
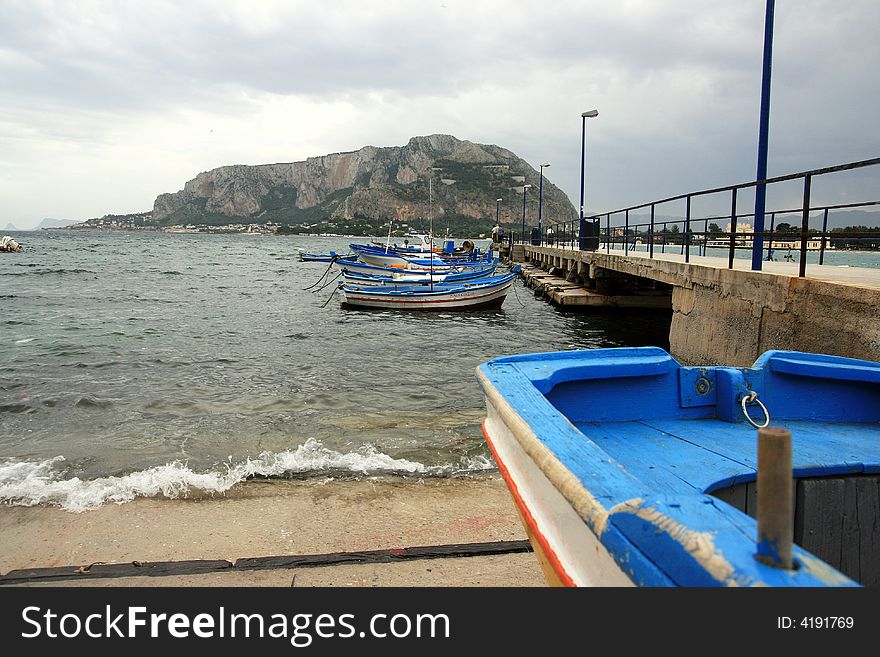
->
[[1, 231, 675, 510]]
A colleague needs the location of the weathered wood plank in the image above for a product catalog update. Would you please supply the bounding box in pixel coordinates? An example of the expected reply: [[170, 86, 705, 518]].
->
[[841, 478, 861, 580], [712, 482, 747, 512], [0, 559, 233, 585], [795, 478, 845, 571], [0, 541, 532, 586], [235, 540, 532, 571], [745, 481, 759, 519], [854, 476, 880, 586]]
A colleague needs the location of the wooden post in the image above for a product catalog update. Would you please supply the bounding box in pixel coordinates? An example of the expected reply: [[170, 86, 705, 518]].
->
[[756, 426, 794, 569]]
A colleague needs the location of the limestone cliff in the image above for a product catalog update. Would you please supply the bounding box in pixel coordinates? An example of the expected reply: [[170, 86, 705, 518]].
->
[[151, 135, 576, 229]]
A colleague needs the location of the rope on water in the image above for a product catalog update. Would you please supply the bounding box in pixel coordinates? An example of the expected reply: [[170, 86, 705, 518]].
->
[[302, 255, 337, 291], [320, 282, 340, 308], [509, 266, 527, 308], [311, 271, 342, 294]]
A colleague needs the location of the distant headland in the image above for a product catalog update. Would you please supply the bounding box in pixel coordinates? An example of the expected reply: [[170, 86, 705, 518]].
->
[[58, 135, 577, 237]]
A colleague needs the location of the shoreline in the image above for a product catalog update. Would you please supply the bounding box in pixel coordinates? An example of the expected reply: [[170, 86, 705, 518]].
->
[[0, 474, 545, 587]]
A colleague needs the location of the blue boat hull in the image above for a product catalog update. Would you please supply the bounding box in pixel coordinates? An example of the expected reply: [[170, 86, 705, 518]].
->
[[478, 347, 880, 587]]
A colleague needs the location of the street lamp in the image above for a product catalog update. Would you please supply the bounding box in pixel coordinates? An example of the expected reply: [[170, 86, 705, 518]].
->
[[521, 184, 531, 244], [579, 109, 599, 250], [496, 197, 502, 231], [538, 163, 550, 245]]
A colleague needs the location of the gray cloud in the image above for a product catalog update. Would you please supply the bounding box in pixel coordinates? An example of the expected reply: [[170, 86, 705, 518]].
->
[[1, 0, 877, 227]]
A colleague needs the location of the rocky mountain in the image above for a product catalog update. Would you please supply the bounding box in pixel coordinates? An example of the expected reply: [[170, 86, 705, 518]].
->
[[151, 135, 577, 231], [36, 218, 81, 229]]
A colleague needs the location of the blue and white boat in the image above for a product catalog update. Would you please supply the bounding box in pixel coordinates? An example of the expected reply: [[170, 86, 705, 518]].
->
[[340, 263, 498, 287], [338, 255, 497, 277], [340, 273, 516, 311], [297, 249, 357, 262], [477, 347, 880, 587]]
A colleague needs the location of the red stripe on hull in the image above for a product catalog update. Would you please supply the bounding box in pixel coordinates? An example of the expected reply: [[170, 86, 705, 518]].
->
[[482, 421, 576, 587], [342, 296, 506, 311]]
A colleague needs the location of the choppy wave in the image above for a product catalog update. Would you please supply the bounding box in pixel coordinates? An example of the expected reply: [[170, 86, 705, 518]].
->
[[0, 439, 493, 512], [5, 268, 96, 276]]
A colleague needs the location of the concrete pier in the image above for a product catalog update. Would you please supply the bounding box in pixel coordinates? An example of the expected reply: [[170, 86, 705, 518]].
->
[[516, 245, 880, 367]]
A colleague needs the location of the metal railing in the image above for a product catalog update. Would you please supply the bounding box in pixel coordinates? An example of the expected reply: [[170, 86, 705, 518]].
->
[[511, 158, 880, 277]]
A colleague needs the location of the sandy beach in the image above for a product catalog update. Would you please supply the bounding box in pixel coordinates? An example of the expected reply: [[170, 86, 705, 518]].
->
[[0, 474, 545, 587]]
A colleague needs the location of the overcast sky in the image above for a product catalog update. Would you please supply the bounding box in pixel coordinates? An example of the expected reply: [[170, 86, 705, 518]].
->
[[2, 0, 878, 229]]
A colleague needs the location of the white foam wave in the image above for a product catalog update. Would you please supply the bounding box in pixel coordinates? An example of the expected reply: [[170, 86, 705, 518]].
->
[[0, 438, 430, 512]]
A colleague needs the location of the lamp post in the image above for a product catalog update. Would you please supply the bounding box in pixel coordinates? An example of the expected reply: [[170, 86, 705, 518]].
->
[[579, 109, 599, 250], [521, 184, 531, 244], [495, 198, 502, 244], [538, 163, 550, 245]]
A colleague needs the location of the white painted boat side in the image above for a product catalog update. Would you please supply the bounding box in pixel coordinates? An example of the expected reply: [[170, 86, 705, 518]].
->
[[340, 280, 512, 310], [483, 403, 633, 587]]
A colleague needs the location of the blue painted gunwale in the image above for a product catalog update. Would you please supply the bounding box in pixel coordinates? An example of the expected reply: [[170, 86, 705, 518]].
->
[[478, 347, 880, 586], [341, 272, 515, 297], [350, 244, 490, 266], [298, 251, 358, 262], [336, 258, 499, 276], [340, 266, 498, 286]]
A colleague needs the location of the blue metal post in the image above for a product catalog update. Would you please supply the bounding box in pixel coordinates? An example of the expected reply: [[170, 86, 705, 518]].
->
[[624, 210, 629, 253], [729, 188, 738, 269], [799, 175, 812, 277], [649, 204, 655, 258], [521, 186, 528, 244], [752, 0, 776, 271], [685, 196, 691, 262], [819, 207, 829, 265]]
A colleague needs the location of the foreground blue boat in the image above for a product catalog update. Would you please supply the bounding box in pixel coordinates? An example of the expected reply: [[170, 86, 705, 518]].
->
[[477, 347, 880, 587]]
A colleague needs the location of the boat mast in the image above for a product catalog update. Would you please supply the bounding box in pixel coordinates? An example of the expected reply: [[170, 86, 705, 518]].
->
[[385, 218, 393, 253]]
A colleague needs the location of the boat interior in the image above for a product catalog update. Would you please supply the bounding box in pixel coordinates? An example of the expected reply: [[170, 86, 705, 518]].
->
[[491, 347, 880, 586]]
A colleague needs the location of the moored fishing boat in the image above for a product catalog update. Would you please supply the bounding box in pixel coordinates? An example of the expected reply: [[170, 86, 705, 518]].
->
[[297, 248, 357, 262], [338, 254, 496, 276], [340, 263, 497, 286], [339, 256, 495, 275], [340, 272, 515, 310], [477, 347, 880, 587]]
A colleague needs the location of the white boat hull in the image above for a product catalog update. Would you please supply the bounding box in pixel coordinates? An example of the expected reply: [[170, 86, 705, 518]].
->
[[479, 376, 633, 587], [340, 278, 513, 310]]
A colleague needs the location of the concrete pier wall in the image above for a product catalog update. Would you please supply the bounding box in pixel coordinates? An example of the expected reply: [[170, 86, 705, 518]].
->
[[521, 246, 880, 367]]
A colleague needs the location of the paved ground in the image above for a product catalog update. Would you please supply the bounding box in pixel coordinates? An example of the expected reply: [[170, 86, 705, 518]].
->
[[0, 475, 546, 587]]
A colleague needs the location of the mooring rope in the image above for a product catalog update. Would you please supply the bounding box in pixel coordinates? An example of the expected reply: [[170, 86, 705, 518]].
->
[[311, 271, 342, 294], [302, 255, 337, 291]]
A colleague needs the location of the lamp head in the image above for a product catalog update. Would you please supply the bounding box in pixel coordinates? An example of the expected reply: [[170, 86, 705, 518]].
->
[[582, 109, 599, 118]]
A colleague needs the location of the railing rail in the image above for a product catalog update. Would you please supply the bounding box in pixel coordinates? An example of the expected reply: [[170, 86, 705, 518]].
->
[[511, 158, 880, 277]]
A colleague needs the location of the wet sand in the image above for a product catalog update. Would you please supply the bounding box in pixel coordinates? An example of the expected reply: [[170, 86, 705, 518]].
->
[[0, 474, 545, 587]]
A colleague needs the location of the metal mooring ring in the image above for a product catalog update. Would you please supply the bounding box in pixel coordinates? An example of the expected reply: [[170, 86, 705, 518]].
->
[[741, 390, 770, 429]]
